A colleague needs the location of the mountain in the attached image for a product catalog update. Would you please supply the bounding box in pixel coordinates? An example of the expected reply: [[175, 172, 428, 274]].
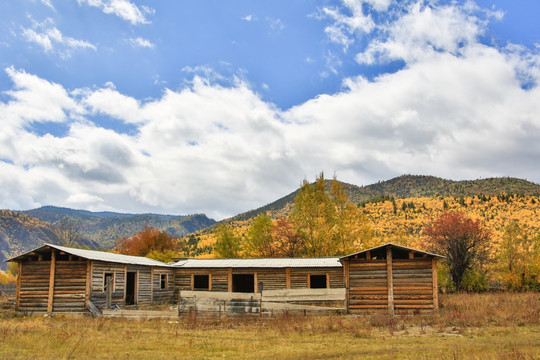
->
[[228, 175, 540, 222], [0, 207, 216, 270]]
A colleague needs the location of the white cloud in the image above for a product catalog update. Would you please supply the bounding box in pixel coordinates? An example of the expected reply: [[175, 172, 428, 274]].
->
[[77, 0, 154, 25], [21, 18, 96, 58], [127, 37, 155, 49], [2, 1, 540, 219], [241, 14, 257, 22]]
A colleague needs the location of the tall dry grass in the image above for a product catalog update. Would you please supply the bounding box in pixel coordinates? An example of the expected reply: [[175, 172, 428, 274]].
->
[[0, 292, 538, 359]]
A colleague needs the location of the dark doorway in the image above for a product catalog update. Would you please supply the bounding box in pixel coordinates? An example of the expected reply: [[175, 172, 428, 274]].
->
[[232, 274, 254, 293], [193, 274, 210, 290], [125, 272, 137, 305], [310, 274, 327, 289]]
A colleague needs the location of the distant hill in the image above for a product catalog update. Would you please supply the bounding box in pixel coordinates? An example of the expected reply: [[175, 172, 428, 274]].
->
[[227, 175, 540, 223], [0, 207, 216, 270]]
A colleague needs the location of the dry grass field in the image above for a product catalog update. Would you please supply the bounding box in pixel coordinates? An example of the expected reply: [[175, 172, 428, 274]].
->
[[0, 292, 539, 359]]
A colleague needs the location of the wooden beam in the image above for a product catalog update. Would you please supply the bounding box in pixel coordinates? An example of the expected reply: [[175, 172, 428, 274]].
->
[[285, 267, 291, 289], [307, 274, 311, 289], [85, 260, 91, 302], [47, 249, 56, 314], [15, 261, 22, 311], [254, 272, 258, 293], [326, 272, 330, 289], [208, 273, 212, 291], [432, 257, 439, 311], [386, 246, 394, 316], [150, 267, 154, 303], [123, 265, 127, 305], [227, 268, 233, 292], [366, 251, 371, 260], [190, 274, 194, 291]]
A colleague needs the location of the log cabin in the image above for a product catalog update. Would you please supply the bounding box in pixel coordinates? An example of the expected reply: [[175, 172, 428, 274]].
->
[[7, 242, 442, 315], [339, 243, 444, 314], [8, 244, 175, 313]]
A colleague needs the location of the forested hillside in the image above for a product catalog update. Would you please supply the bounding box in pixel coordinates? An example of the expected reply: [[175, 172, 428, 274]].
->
[[0, 207, 216, 270]]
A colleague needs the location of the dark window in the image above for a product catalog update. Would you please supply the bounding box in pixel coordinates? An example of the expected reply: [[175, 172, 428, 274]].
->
[[193, 274, 209, 290], [232, 274, 254, 293], [309, 274, 327, 289], [160, 274, 167, 289]]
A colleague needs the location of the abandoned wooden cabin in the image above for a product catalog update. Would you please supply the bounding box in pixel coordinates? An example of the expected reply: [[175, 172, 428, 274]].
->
[[173, 258, 343, 293], [8, 242, 443, 315], [339, 243, 443, 314], [8, 244, 175, 313]]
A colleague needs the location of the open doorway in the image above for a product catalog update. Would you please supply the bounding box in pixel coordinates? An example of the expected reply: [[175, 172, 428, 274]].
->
[[309, 274, 327, 289], [125, 272, 137, 305], [232, 274, 254, 293]]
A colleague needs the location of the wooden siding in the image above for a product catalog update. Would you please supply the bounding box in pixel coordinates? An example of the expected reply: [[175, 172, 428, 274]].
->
[[392, 259, 434, 310], [152, 267, 175, 304], [127, 265, 152, 305], [90, 261, 125, 307], [348, 259, 388, 311], [344, 247, 439, 314], [18, 261, 51, 312], [52, 260, 87, 312]]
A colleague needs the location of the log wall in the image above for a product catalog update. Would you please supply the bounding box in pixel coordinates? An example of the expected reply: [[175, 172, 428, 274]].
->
[[90, 261, 126, 308], [344, 250, 438, 314], [52, 260, 87, 312], [175, 267, 344, 293], [152, 267, 175, 304], [18, 261, 51, 313]]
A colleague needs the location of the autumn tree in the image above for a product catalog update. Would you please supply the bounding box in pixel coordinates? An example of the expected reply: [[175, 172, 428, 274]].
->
[[244, 213, 274, 257], [115, 225, 178, 259], [213, 224, 242, 258], [423, 211, 490, 291], [271, 217, 303, 257], [291, 173, 372, 256], [498, 222, 540, 290], [291, 173, 336, 256]]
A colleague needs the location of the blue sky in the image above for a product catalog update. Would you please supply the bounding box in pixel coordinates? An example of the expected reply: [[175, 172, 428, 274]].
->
[[0, 0, 539, 219]]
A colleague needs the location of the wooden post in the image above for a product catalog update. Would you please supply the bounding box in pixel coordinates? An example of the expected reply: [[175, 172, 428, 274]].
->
[[386, 246, 394, 316], [326, 272, 330, 289], [432, 257, 439, 311], [228, 268, 233, 292], [190, 274, 194, 291], [208, 273, 212, 291], [285, 267, 291, 289], [123, 266, 127, 305], [15, 261, 22, 311], [106, 276, 112, 309], [307, 274, 311, 289], [366, 251, 371, 260], [343, 259, 350, 313], [254, 272, 258, 293], [85, 260, 91, 302], [150, 267, 154, 304], [47, 249, 56, 314]]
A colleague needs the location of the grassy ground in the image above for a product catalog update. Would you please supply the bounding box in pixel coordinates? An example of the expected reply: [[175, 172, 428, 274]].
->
[[0, 292, 539, 359]]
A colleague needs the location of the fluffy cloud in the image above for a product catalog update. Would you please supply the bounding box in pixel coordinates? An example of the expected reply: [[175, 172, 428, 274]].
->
[[77, 0, 154, 25], [127, 37, 155, 49], [1, 1, 539, 219], [21, 18, 96, 58]]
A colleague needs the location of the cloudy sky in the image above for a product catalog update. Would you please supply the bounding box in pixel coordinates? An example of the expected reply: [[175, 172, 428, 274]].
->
[[0, 0, 539, 220]]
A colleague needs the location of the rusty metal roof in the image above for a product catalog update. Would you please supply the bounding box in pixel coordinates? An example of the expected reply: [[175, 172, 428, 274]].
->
[[7, 244, 172, 267], [175, 257, 342, 268]]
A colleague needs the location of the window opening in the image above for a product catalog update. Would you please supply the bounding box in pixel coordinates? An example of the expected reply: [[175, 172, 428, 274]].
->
[[160, 274, 168, 289], [232, 274, 254, 293], [193, 274, 210, 290], [309, 274, 327, 289]]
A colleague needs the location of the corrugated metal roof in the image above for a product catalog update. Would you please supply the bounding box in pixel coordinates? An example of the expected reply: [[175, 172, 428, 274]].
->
[[7, 244, 172, 267], [339, 242, 444, 259], [175, 257, 342, 268]]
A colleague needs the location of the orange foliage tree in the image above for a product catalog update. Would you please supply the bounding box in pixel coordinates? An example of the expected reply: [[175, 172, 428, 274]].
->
[[423, 211, 490, 290], [115, 226, 178, 258]]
